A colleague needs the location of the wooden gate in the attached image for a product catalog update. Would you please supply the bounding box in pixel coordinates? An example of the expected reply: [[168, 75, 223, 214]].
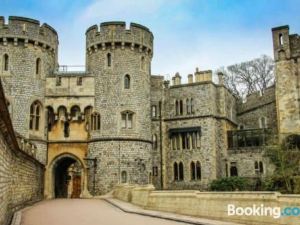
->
[[71, 175, 81, 198]]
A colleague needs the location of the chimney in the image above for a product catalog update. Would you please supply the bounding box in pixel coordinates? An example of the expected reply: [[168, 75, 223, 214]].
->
[[218, 72, 224, 85], [188, 74, 193, 84], [174, 72, 181, 85]]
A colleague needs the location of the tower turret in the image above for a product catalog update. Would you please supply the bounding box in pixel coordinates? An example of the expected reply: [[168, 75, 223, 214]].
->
[[0, 16, 59, 163], [85, 21, 153, 194], [272, 25, 300, 138]]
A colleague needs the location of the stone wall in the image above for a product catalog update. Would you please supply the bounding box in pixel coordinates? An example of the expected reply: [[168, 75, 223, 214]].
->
[[0, 80, 44, 225], [0, 16, 58, 165], [113, 184, 300, 225], [237, 86, 277, 131]]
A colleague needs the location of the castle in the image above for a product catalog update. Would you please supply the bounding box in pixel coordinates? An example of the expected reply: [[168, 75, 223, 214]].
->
[[0, 16, 299, 198]]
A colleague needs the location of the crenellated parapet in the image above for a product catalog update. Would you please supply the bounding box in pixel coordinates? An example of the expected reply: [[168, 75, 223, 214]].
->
[[0, 16, 58, 53], [86, 21, 153, 56]]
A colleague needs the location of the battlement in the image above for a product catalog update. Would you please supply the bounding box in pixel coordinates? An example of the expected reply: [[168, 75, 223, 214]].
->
[[272, 25, 300, 61], [86, 21, 153, 56], [0, 16, 58, 51], [171, 68, 213, 86]]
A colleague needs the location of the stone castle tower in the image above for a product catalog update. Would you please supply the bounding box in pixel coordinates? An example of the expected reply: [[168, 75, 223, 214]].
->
[[85, 22, 154, 193], [272, 25, 300, 138], [0, 16, 58, 163], [1, 15, 299, 199]]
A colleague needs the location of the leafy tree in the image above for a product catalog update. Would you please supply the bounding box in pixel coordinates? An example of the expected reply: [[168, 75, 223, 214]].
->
[[264, 136, 300, 193]]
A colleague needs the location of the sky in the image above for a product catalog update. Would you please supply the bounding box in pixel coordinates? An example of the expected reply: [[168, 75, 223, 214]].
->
[[1, 0, 300, 79]]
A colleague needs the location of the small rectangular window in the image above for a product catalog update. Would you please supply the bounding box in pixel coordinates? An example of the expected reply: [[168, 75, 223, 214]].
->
[[77, 77, 83, 86], [152, 105, 157, 118], [56, 77, 62, 86]]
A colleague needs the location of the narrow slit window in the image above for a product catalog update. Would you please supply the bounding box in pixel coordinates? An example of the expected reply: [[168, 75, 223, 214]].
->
[[124, 74, 130, 89], [4, 54, 9, 71], [107, 53, 112, 67]]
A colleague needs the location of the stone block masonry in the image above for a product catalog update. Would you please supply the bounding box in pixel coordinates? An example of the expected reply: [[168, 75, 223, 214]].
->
[[113, 184, 300, 225], [0, 80, 44, 225]]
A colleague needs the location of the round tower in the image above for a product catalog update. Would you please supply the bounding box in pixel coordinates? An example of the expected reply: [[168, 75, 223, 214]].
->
[[0, 16, 58, 163], [86, 21, 153, 194]]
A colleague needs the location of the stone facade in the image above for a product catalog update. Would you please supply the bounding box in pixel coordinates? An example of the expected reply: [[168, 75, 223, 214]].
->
[[0, 80, 44, 225], [0, 15, 299, 198]]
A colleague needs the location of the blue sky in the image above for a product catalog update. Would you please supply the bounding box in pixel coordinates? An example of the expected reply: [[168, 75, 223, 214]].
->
[[1, 0, 300, 78]]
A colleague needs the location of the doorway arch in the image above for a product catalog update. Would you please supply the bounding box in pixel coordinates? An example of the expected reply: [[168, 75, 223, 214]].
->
[[48, 153, 87, 199]]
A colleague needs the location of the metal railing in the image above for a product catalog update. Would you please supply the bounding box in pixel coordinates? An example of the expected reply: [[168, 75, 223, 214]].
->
[[56, 65, 86, 74]]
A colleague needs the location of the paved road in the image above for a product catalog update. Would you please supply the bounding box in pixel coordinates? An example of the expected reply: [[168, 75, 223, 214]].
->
[[22, 199, 188, 225]]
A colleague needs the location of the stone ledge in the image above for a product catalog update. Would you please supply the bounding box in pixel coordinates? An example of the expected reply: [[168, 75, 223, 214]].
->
[[103, 197, 244, 225]]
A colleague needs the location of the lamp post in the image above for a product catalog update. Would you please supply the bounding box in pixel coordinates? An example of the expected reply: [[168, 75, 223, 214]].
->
[[84, 157, 97, 195]]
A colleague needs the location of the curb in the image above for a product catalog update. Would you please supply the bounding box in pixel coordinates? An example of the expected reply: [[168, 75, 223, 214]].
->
[[103, 198, 232, 225], [10, 209, 24, 225]]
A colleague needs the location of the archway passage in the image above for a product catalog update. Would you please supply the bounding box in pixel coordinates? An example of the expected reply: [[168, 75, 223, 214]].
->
[[53, 157, 83, 198]]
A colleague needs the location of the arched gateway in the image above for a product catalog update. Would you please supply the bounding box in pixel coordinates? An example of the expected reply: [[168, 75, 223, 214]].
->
[[45, 153, 91, 199]]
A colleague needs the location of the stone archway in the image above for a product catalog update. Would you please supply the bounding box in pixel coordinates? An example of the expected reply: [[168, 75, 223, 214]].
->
[[53, 156, 82, 198], [45, 153, 91, 199]]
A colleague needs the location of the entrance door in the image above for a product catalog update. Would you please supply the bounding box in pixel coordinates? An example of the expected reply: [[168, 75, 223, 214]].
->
[[53, 156, 82, 198], [71, 175, 81, 198]]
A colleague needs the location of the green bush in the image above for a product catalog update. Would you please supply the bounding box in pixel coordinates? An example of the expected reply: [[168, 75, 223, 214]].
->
[[209, 177, 250, 191]]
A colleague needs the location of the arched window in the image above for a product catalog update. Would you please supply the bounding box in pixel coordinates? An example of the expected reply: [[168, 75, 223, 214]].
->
[[47, 106, 55, 131], [179, 100, 183, 115], [29, 101, 42, 131], [191, 161, 201, 180], [107, 53, 112, 67], [254, 161, 259, 174], [121, 111, 133, 129], [152, 134, 157, 150], [230, 162, 238, 177], [58, 106, 67, 121], [179, 162, 184, 181], [190, 161, 195, 180], [84, 106, 93, 131], [279, 34, 283, 46], [3, 54, 9, 71], [141, 56, 145, 70], [121, 171, 127, 183], [152, 105, 157, 118], [174, 162, 178, 181], [196, 161, 201, 180], [259, 117, 267, 128], [186, 99, 190, 114], [91, 112, 101, 131], [124, 74, 130, 89], [255, 161, 264, 175], [190, 98, 194, 114], [175, 100, 179, 115], [259, 161, 264, 174], [238, 124, 245, 130], [36, 58, 41, 76], [71, 105, 81, 121]]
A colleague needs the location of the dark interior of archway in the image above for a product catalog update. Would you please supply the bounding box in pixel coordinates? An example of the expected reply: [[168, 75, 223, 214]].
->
[[54, 157, 76, 198]]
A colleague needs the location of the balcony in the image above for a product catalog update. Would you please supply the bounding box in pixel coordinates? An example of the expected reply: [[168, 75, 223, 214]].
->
[[227, 128, 272, 149]]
